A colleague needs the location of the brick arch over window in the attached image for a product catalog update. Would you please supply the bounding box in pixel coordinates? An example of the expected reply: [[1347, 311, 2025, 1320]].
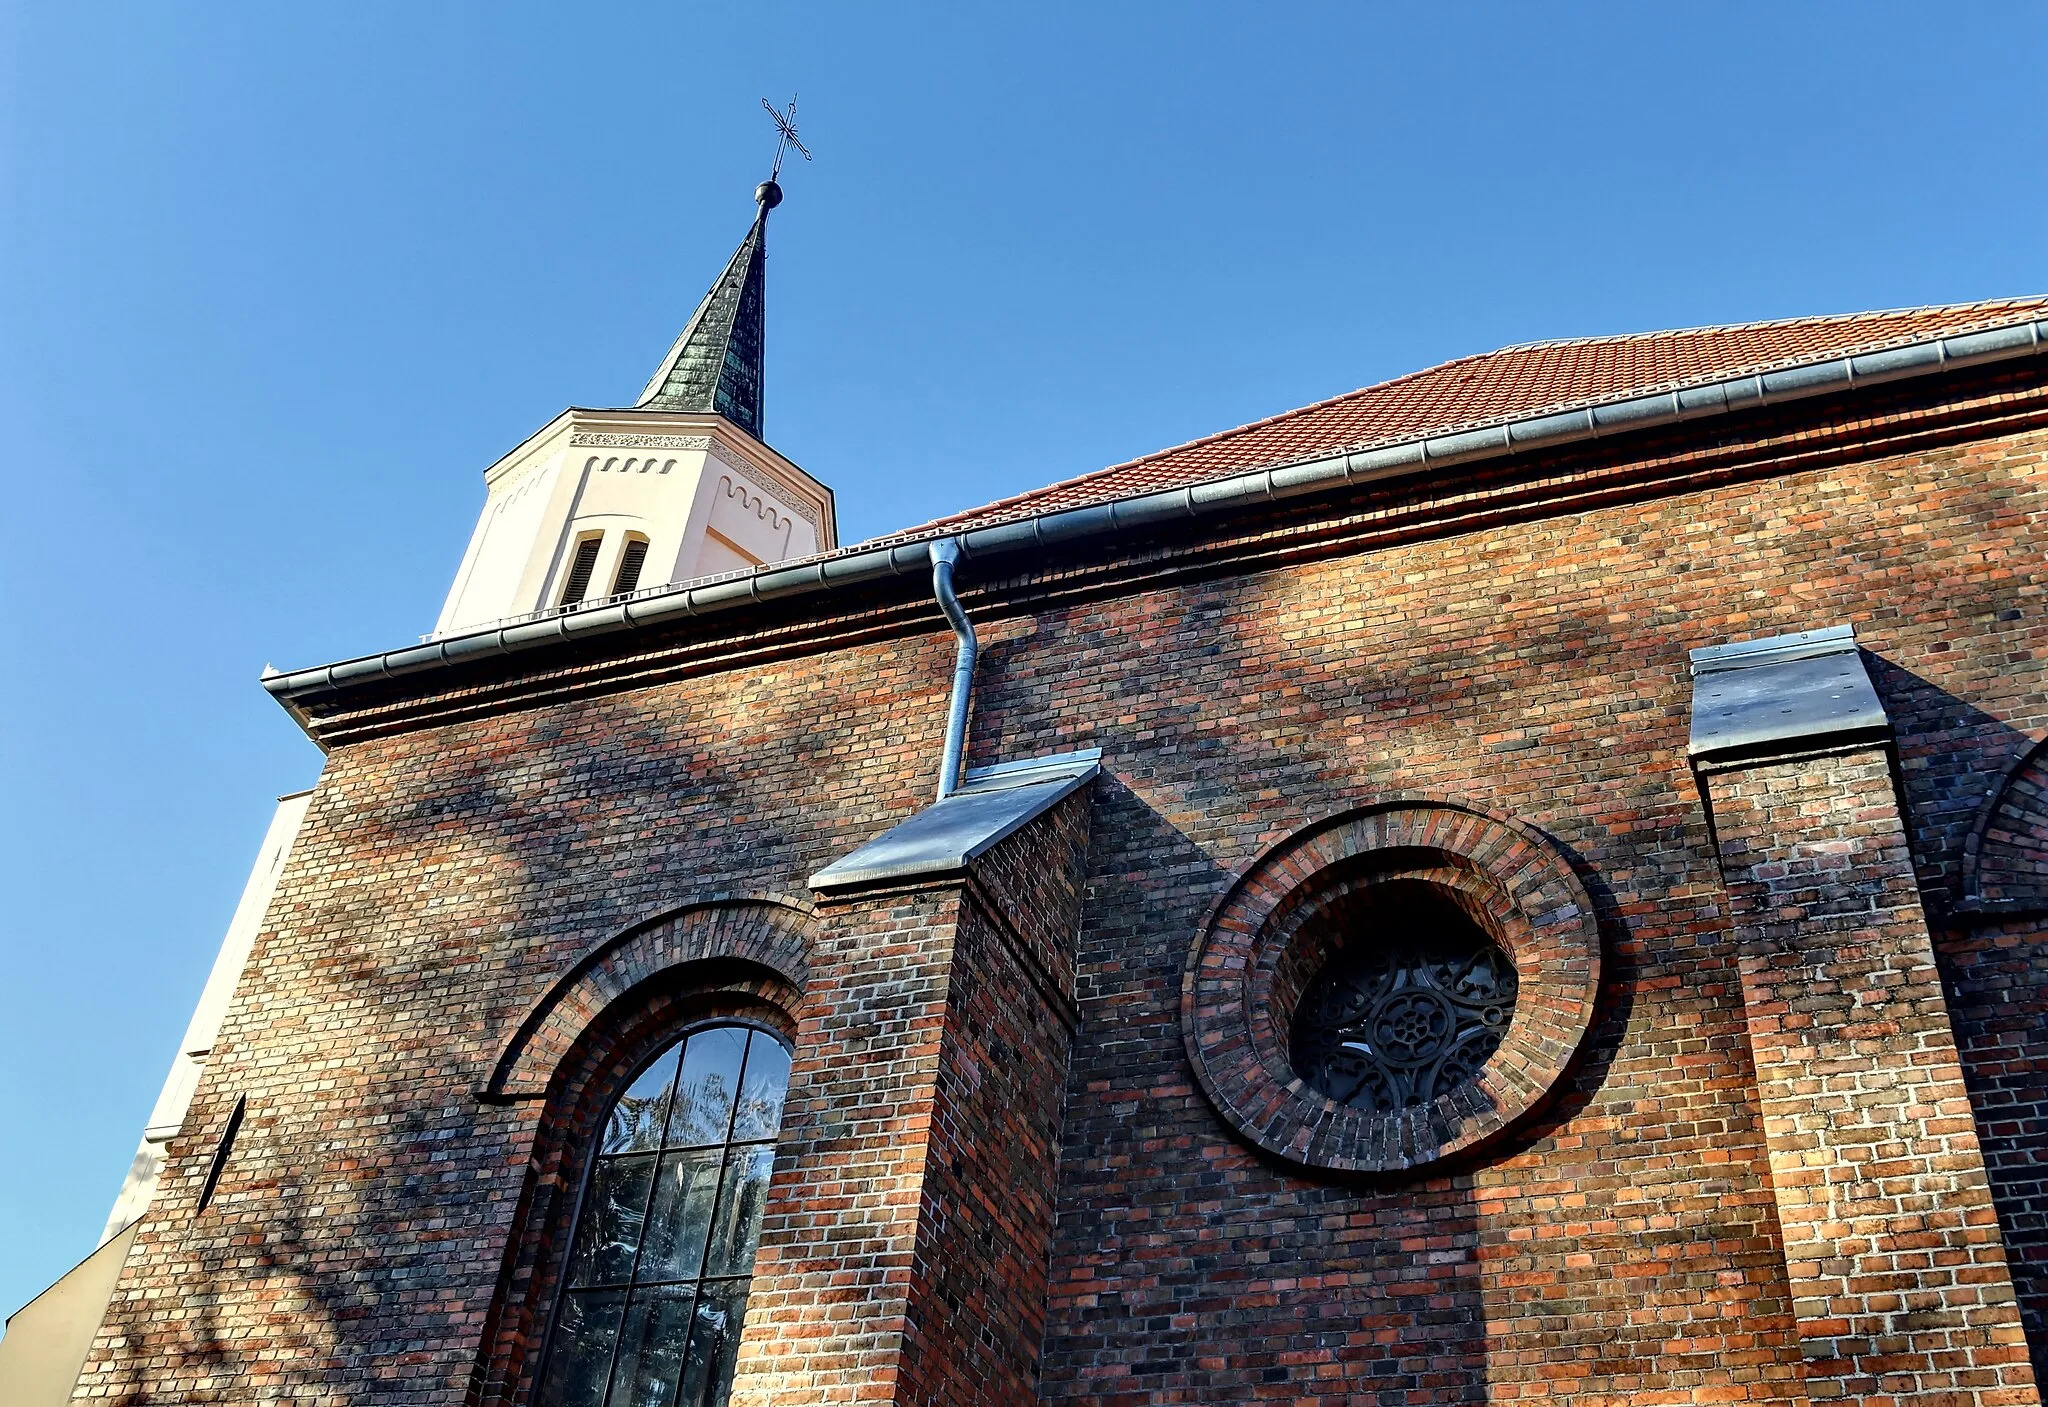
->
[[480, 894, 813, 1102], [1961, 737, 2048, 916]]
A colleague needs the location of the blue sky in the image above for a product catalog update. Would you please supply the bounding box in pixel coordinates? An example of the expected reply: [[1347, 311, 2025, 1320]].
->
[[3, 1, 2045, 1319]]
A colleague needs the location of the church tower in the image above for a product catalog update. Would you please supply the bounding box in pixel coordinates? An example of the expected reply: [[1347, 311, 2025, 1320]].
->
[[432, 179, 835, 638], [0, 178, 844, 1407]]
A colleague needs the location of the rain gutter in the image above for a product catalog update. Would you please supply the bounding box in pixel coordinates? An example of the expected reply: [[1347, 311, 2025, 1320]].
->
[[264, 316, 2048, 717]]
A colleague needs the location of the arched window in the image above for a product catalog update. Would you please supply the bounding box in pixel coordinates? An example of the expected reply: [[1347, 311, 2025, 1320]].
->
[[536, 1022, 791, 1407]]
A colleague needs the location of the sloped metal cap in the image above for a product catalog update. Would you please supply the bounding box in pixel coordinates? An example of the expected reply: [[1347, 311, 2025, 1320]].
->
[[1687, 624, 1891, 765], [809, 750, 1101, 893]]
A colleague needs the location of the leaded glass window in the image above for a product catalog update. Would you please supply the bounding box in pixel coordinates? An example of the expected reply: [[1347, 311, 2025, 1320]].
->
[[537, 1023, 791, 1407]]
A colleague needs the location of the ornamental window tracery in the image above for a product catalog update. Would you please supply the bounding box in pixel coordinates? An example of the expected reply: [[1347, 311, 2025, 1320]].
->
[[1288, 884, 1519, 1114], [536, 1021, 790, 1407]]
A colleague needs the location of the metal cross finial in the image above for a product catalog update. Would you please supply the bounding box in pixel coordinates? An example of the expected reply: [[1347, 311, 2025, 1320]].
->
[[763, 95, 812, 183]]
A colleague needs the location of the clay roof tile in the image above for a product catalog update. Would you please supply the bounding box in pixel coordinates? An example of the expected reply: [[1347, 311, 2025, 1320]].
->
[[869, 297, 2048, 545]]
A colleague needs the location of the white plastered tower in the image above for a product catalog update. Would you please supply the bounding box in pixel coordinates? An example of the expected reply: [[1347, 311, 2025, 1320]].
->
[[434, 178, 834, 638]]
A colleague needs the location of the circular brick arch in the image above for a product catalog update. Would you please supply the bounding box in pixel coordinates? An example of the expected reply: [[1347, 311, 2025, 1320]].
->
[[1181, 800, 1600, 1175], [481, 893, 813, 1102], [1961, 735, 2048, 915]]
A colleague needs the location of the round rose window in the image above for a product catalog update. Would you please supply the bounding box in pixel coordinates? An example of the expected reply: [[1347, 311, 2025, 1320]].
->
[[1289, 883, 1518, 1114], [1182, 801, 1600, 1174]]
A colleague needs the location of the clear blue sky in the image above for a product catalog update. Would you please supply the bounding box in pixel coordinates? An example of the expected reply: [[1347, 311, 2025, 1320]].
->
[[3, 1, 2044, 1319]]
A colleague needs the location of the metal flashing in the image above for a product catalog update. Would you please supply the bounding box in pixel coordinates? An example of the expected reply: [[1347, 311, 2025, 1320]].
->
[[962, 748, 1104, 787], [808, 749, 1101, 894], [1687, 625, 1890, 766], [1688, 623, 1858, 676]]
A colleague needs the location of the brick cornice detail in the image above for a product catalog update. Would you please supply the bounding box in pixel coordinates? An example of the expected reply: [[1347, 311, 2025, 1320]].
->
[[299, 366, 2048, 747]]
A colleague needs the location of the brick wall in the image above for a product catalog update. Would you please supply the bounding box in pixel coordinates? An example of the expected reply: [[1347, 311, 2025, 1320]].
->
[[735, 887, 959, 1404], [79, 366, 2048, 1403], [898, 792, 1090, 1407], [1704, 749, 2037, 1404], [1939, 913, 2048, 1386], [734, 792, 1090, 1407]]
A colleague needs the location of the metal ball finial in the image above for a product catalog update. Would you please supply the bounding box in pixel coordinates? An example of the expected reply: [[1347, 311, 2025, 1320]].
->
[[755, 180, 783, 210]]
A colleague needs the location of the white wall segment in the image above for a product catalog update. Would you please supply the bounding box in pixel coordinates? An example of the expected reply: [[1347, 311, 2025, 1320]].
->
[[433, 409, 834, 637], [100, 790, 313, 1245]]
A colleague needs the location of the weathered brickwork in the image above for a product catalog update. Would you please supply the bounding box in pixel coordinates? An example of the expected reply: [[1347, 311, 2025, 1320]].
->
[[898, 793, 1091, 1407], [1705, 750, 2038, 1404], [734, 886, 960, 1404], [732, 794, 1089, 1407], [1940, 913, 2048, 1386], [76, 364, 2048, 1405], [483, 895, 814, 1101]]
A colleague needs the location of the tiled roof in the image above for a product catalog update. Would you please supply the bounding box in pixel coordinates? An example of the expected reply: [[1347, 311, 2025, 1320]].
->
[[881, 297, 2048, 544]]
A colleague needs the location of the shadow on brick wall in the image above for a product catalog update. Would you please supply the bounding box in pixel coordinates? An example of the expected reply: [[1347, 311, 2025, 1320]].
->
[[1041, 776, 1501, 1403], [1867, 653, 2048, 1381], [1865, 652, 2035, 912], [95, 1087, 484, 1401]]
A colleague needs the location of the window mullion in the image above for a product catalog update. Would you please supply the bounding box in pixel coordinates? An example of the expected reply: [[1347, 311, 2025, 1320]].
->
[[687, 1032, 757, 1287], [589, 1151, 663, 1407], [594, 1024, 691, 1406]]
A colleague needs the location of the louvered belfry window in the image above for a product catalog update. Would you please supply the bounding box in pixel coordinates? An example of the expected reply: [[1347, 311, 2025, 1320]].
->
[[560, 536, 604, 608], [536, 1023, 792, 1407], [611, 537, 650, 598]]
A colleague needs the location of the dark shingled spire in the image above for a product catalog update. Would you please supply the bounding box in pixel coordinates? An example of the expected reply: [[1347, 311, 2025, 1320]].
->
[[634, 181, 781, 439]]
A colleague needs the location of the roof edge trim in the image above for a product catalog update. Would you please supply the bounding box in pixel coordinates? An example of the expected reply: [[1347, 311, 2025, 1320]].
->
[[264, 315, 2048, 727]]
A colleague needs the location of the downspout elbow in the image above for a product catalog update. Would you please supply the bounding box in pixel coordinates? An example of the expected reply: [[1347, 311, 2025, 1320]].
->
[[929, 538, 977, 799]]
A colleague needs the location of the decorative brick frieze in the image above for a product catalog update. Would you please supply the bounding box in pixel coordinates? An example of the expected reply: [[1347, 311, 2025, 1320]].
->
[[1702, 748, 2041, 1405]]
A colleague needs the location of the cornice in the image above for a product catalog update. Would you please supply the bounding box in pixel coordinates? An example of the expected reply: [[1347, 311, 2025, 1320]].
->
[[271, 361, 2048, 751], [569, 432, 715, 450]]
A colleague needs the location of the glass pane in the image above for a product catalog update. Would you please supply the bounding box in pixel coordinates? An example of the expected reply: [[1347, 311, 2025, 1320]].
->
[[635, 1148, 723, 1285], [569, 1154, 657, 1287], [667, 1028, 747, 1147], [606, 1285, 695, 1407], [703, 1146, 776, 1279], [675, 1278, 749, 1407], [538, 1288, 625, 1407], [604, 1046, 683, 1155], [729, 1035, 791, 1143]]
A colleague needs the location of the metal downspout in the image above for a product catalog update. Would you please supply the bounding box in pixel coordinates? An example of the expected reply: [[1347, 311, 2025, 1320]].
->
[[928, 538, 977, 799]]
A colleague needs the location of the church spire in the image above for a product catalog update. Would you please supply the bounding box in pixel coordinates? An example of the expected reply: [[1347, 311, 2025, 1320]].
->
[[633, 180, 781, 440]]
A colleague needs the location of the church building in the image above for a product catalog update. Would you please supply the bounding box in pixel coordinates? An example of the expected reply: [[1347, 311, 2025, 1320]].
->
[[9, 174, 2048, 1407]]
